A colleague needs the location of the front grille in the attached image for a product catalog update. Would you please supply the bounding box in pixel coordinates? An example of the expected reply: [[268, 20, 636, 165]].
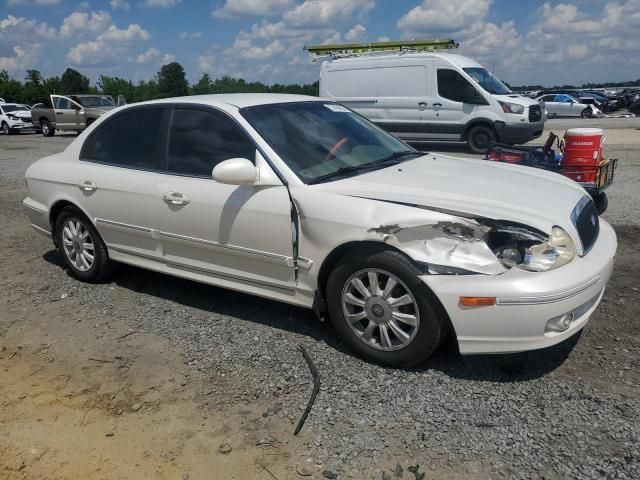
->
[[529, 104, 542, 122], [571, 197, 599, 253]]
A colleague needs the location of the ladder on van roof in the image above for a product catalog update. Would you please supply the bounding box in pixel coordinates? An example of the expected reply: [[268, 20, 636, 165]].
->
[[304, 38, 459, 59]]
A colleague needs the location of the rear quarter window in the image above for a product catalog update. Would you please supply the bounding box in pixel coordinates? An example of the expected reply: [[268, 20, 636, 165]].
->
[[326, 68, 377, 98]]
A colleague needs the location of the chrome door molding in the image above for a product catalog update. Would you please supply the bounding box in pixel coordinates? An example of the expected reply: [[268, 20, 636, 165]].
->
[[96, 217, 293, 266]]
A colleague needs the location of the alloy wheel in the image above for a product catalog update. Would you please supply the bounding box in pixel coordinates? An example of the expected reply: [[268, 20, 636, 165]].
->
[[62, 218, 95, 272], [341, 268, 420, 351]]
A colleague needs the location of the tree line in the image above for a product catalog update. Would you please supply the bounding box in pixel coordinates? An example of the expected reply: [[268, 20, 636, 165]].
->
[[0, 62, 319, 105], [507, 80, 640, 91]]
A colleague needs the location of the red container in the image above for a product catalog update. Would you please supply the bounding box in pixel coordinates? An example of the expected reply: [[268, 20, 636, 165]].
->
[[562, 128, 604, 183]]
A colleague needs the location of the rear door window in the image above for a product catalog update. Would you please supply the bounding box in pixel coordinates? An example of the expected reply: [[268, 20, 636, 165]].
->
[[81, 107, 165, 170], [166, 107, 255, 177]]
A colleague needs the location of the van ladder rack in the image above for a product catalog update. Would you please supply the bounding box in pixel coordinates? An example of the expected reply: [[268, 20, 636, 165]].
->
[[304, 38, 459, 59]]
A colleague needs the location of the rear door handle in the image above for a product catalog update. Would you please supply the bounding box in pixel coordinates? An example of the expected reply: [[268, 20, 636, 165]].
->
[[163, 192, 190, 206], [78, 180, 97, 192], [433, 103, 442, 108], [418, 101, 428, 107]]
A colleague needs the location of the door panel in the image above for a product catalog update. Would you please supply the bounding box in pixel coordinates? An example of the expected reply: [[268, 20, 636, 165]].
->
[[325, 68, 378, 120], [51, 95, 85, 128], [376, 65, 428, 132]]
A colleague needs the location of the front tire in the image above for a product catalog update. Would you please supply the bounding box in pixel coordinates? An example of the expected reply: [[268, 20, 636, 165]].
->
[[593, 192, 608, 215], [1, 122, 9, 135], [466, 125, 495, 154], [54, 207, 114, 282], [326, 248, 447, 367], [581, 108, 591, 118], [41, 120, 55, 137]]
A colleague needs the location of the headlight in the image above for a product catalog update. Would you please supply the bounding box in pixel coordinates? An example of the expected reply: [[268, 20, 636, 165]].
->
[[486, 224, 576, 272], [498, 101, 525, 115]]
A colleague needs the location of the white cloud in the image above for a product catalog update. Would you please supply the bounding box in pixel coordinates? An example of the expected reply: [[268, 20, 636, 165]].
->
[[136, 47, 160, 63], [110, 0, 131, 10], [197, 54, 216, 72], [6, 0, 60, 5], [100, 24, 150, 42], [160, 53, 176, 63], [345, 24, 366, 42], [397, 0, 492, 33], [212, 0, 295, 19], [0, 43, 42, 72], [283, 0, 374, 28], [59, 11, 112, 38], [66, 23, 150, 66], [144, 0, 181, 7], [178, 31, 202, 39]]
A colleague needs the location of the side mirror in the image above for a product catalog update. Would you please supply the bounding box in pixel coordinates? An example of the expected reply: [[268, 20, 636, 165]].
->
[[212, 158, 258, 185]]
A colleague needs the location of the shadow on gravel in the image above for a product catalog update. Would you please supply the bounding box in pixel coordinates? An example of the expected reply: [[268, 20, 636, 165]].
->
[[44, 248, 581, 382]]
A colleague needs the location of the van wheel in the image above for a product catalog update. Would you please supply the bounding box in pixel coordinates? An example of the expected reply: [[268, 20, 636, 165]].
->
[[326, 248, 447, 368], [467, 125, 495, 154], [41, 120, 55, 137]]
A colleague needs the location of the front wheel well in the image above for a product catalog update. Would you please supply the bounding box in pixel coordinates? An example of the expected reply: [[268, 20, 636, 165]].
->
[[315, 240, 457, 346], [462, 120, 495, 141]]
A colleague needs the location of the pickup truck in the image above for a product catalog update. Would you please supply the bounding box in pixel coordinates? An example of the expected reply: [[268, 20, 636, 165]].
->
[[31, 94, 116, 137]]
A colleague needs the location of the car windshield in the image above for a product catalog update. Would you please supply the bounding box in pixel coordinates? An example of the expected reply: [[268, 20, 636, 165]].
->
[[241, 102, 418, 184], [74, 96, 115, 108], [463, 67, 512, 95], [2, 105, 28, 113]]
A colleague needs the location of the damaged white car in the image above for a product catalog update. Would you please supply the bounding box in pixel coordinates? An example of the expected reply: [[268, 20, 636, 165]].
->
[[24, 94, 617, 367]]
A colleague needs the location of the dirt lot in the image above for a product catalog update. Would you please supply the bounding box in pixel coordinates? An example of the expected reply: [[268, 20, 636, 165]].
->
[[1, 119, 639, 480]]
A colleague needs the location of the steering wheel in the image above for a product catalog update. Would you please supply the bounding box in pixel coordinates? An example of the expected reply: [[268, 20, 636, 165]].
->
[[324, 137, 349, 162]]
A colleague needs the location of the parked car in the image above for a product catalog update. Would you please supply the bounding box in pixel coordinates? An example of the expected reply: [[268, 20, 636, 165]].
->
[[31, 94, 116, 137], [23, 94, 616, 367], [580, 90, 620, 112], [0, 103, 38, 134], [319, 52, 545, 153], [536, 94, 597, 118]]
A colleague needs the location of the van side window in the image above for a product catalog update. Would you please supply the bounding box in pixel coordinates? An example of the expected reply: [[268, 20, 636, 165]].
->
[[327, 69, 377, 98], [379, 66, 427, 97], [81, 107, 165, 170], [437, 69, 475, 103], [166, 107, 255, 177]]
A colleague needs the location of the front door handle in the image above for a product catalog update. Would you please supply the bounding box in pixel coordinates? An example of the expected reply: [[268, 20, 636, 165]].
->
[[433, 103, 442, 108], [418, 101, 428, 107], [163, 192, 190, 206], [78, 180, 97, 192]]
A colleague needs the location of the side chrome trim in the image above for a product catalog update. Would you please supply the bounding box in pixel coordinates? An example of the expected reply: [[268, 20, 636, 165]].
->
[[496, 276, 601, 305], [30, 224, 52, 237], [158, 230, 293, 264], [109, 246, 296, 294], [96, 218, 152, 233], [98, 218, 293, 266]]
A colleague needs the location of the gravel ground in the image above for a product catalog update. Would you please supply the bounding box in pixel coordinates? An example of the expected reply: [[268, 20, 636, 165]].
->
[[1, 122, 639, 479]]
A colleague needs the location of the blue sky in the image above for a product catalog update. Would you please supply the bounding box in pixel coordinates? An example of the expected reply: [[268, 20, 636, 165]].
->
[[1, 0, 639, 87]]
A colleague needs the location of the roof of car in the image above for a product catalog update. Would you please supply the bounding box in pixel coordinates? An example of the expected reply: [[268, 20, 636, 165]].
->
[[325, 52, 483, 69], [140, 93, 323, 109]]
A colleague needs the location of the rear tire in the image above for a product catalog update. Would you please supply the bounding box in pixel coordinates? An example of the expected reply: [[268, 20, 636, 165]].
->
[[326, 248, 447, 367], [54, 206, 115, 282], [41, 119, 55, 137], [466, 125, 495, 154]]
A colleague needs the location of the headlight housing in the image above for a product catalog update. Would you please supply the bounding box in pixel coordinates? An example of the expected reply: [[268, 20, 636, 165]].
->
[[498, 101, 525, 115], [486, 224, 576, 272]]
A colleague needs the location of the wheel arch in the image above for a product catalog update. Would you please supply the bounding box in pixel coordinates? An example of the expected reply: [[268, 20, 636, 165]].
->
[[49, 198, 95, 231], [462, 118, 496, 141], [314, 240, 456, 339]]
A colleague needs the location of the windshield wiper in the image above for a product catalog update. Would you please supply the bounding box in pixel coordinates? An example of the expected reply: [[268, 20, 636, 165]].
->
[[307, 150, 417, 185]]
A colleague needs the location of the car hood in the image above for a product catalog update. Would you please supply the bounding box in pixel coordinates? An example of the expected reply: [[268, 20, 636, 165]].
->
[[313, 154, 586, 235], [491, 93, 540, 107], [11, 110, 31, 119]]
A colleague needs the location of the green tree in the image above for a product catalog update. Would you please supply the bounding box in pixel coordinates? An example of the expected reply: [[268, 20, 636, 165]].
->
[[157, 62, 189, 98], [191, 73, 214, 95], [97, 75, 136, 103], [0, 70, 24, 103], [25, 69, 43, 86], [60, 68, 90, 93]]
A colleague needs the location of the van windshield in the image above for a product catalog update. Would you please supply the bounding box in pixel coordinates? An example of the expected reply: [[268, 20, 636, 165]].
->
[[241, 102, 418, 184], [464, 67, 512, 95]]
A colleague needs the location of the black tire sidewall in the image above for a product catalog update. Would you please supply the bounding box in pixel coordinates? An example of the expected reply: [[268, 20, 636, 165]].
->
[[1, 123, 8, 135], [467, 125, 495, 154], [326, 249, 445, 368], [54, 208, 107, 282], [42, 121, 54, 137]]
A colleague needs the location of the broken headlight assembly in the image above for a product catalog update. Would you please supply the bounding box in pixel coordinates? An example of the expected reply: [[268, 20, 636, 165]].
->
[[486, 224, 576, 272]]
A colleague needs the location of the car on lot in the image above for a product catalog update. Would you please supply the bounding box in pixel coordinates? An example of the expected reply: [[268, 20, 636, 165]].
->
[[0, 103, 37, 135], [536, 94, 597, 118], [31, 94, 116, 136], [23, 94, 617, 367]]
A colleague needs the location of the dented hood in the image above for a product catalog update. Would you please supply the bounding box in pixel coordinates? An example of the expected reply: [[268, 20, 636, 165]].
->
[[314, 153, 586, 234]]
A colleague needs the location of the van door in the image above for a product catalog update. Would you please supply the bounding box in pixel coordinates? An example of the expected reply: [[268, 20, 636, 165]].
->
[[375, 64, 429, 138], [425, 68, 479, 140], [324, 67, 378, 120]]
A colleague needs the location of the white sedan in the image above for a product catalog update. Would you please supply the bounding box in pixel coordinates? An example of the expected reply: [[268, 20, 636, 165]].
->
[[23, 94, 617, 367]]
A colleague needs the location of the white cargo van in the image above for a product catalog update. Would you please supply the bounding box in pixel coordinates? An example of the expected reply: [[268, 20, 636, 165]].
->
[[319, 52, 545, 153]]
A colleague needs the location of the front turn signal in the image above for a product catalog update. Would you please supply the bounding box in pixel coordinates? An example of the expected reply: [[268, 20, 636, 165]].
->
[[459, 297, 496, 307]]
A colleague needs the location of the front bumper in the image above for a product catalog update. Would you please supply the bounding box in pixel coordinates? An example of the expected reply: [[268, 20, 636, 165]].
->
[[422, 219, 617, 355], [495, 121, 544, 145], [8, 121, 38, 131]]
